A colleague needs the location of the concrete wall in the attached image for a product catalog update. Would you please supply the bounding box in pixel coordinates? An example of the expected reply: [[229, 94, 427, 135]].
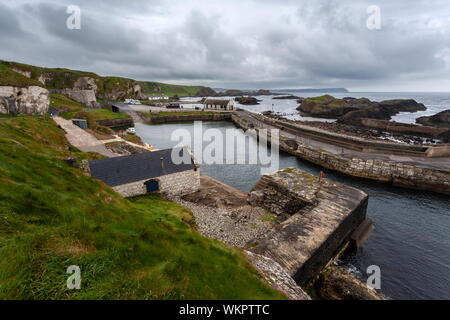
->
[[426, 146, 450, 158], [113, 169, 200, 198], [96, 118, 134, 128], [140, 112, 232, 124]]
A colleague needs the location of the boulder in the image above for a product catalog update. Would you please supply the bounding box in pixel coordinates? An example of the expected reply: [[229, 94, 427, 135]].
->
[[416, 110, 450, 128], [0, 85, 49, 115]]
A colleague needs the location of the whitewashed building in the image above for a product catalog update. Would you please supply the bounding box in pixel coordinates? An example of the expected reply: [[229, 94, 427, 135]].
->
[[203, 99, 236, 111]]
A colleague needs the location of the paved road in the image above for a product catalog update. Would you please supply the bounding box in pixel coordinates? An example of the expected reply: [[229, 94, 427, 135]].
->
[[235, 111, 450, 171], [53, 117, 117, 157]]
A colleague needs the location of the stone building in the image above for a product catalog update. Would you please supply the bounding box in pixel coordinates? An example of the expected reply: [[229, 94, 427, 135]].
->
[[203, 99, 236, 111], [89, 147, 200, 198]]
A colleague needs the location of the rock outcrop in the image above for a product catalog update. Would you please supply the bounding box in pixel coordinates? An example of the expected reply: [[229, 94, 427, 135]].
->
[[235, 96, 260, 105], [273, 95, 302, 100], [60, 76, 99, 107], [338, 117, 450, 142], [314, 266, 382, 300], [298, 95, 426, 120], [416, 110, 450, 128], [0, 86, 49, 115]]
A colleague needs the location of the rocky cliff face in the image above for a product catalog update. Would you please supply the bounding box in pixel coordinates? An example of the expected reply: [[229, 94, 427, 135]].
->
[[0, 86, 49, 115], [60, 76, 99, 107], [2, 61, 148, 106]]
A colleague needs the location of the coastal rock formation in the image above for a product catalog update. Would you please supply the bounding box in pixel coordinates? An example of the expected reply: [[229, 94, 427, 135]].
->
[[235, 96, 260, 105], [416, 110, 450, 128], [273, 95, 302, 100], [314, 265, 382, 300], [196, 86, 217, 97], [298, 95, 426, 120], [217, 89, 274, 97], [60, 76, 99, 107], [338, 117, 450, 142], [0, 86, 49, 115]]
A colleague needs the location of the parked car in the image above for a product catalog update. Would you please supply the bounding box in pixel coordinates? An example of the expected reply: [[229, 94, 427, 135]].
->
[[124, 99, 141, 105], [126, 127, 136, 134]]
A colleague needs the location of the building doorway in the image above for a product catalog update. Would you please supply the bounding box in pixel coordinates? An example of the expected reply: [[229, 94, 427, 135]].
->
[[145, 180, 159, 193]]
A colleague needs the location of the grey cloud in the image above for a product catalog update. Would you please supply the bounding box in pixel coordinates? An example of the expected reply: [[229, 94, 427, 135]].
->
[[0, 0, 449, 90]]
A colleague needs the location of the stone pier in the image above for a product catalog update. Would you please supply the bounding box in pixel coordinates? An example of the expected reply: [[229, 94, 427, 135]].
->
[[248, 168, 370, 287]]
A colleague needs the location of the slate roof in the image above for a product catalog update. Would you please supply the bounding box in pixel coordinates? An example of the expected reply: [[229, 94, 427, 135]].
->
[[89, 147, 196, 187]]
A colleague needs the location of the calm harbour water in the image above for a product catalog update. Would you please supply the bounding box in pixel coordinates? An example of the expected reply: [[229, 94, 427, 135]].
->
[[136, 119, 450, 300], [181, 91, 450, 124]]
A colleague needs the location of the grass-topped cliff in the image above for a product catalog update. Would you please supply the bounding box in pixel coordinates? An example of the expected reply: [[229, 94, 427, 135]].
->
[[0, 63, 44, 87], [139, 81, 216, 97], [0, 116, 285, 299], [0, 60, 216, 99]]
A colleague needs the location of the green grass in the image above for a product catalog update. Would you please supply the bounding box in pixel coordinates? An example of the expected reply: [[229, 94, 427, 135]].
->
[[67, 109, 131, 136], [306, 95, 335, 104], [0, 63, 44, 87], [74, 109, 131, 122], [0, 116, 286, 300], [50, 94, 86, 119], [139, 81, 215, 97], [1, 60, 216, 102]]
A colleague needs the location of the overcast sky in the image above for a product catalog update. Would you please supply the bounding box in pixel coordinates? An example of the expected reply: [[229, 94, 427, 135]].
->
[[1, 0, 450, 91]]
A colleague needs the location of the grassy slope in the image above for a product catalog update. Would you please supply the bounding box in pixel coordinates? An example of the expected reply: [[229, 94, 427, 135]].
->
[[50, 94, 86, 118], [0, 63, 43, 87], [139, 81, 209, 97], [0, 116, 285, 300]]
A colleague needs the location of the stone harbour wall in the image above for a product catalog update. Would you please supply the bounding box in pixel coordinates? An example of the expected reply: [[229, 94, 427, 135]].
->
[[97, 118, 134, 128], [249, 168, 369, 287], [231, 113, 450, 195], [280, 138, 450, 195], [140, 112, 232, 124], [113, 169, 200, 198]]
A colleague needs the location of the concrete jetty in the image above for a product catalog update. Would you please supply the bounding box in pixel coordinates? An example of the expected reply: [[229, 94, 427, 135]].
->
[[248, 168, 371, 287]]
